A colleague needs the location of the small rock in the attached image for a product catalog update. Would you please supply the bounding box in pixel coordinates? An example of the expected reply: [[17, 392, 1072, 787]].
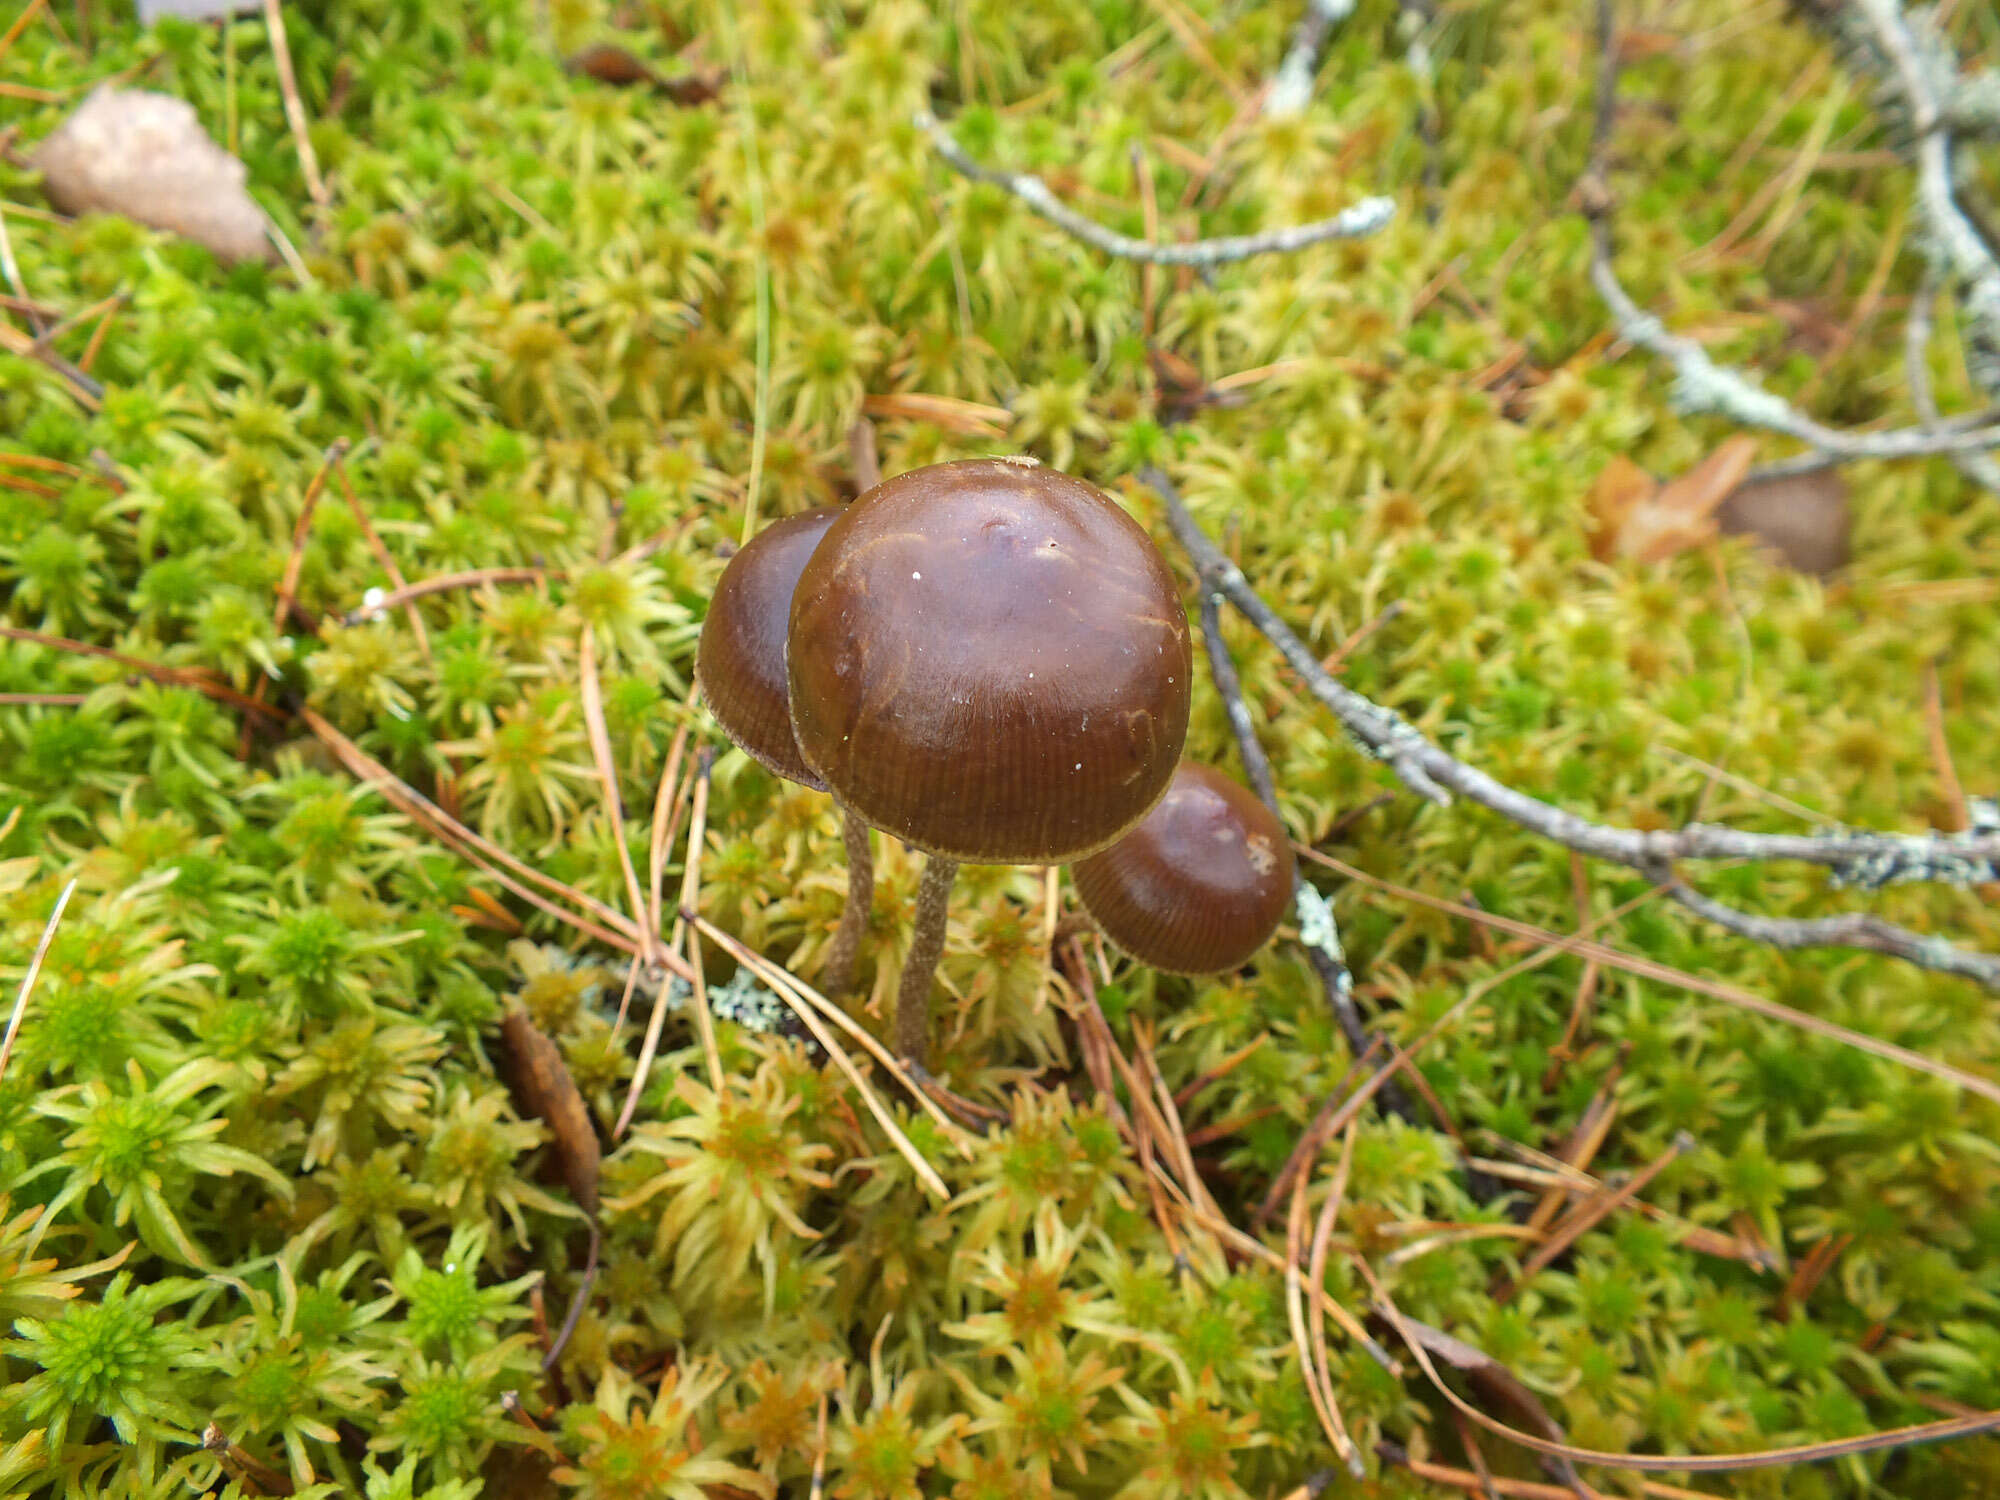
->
[[35, 86, 277, 266], [1718, 468, 1851, 577]]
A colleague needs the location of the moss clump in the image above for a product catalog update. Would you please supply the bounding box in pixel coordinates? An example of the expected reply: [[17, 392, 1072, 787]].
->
[[2, 0, 1999, 1495]]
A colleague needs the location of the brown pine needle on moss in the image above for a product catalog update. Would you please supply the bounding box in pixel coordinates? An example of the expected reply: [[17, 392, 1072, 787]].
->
[[691, 914, 949, 1200], [1309, 847, 2000, 1107], [619, 749, 719, 1129]]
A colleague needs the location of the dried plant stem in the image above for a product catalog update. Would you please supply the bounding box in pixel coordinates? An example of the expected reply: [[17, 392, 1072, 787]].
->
[[262, 0, 328, 210], [1497, 1133, 1693, 1298], [895, 853, 956, 1065], [0, 878, 75, 1085], [0, 624, 280, 720], [0, 319, 103, 408], [706, 924, 974, 1158], [1284, 1119, 1362, 1476], [919, 111, 1395, 266], [1371, 1259, 2000, 1470], [821, 805, 873, 995], [578, 630, 655, 972], [343, 567, 555, 623], [620, 751, 718, 1132], [302, 707, 664, 959], [331, 453, 431, 662]]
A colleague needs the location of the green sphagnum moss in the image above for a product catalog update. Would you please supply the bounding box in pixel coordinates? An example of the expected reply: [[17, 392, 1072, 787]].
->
[[1, 0, 1998, 1495]]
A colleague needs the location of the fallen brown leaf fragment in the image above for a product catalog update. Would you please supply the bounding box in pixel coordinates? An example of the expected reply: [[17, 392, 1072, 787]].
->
[[34, 86, 276, 265], [564, 42, 721, 105], [1589, 436, 1758, 564], [1717, 466, 1851, 576], [498, 1005, 601, 1217]]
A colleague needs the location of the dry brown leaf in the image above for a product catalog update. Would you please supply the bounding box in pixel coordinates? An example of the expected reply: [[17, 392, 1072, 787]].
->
[[499, 1006, 601, 1218], [566, 41, 660, 87], [565, 43, 721, 105], [1718, 467, 1851, 577], [35, 87, 276, 265], [1588, 436, 1758, 564]]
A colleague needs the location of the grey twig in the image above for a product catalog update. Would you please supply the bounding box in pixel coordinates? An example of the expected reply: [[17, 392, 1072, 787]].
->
[[1196, 592, 1418, 1125], [1835, 0, 2000, 402], [1584, 0, 2000, 465], [1263, 0, 1355, 118], [1657, 867, 2000, 990], [1906, 263, 2000, 494], [1143, 465, 2000, 992], [918, 111, 1395, 267]]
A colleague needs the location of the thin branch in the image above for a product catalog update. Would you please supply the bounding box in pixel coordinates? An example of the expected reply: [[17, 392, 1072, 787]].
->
[[918, 110, 1395, 266], [1582, 0, 2000, 463], [1196, 589, 1416, 1123], [1840, 0, 2000, 402], [1906, 262, 2000, 492], [1264, 0, 1353, 118], [1146, 468, 2000, 992]]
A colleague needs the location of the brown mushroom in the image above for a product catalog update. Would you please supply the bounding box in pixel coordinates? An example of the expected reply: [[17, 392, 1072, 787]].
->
[[788, 457, 1192, 1062], [1071, 761, 1295, 974], [696, 507, 874, 993]]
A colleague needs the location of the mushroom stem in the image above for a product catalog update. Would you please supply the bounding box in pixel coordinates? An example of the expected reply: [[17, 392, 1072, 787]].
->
[[895, 853, 958, 1065], [822, 804, 874, 994]]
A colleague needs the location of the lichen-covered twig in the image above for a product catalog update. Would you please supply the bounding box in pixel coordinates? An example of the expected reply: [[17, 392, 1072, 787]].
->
[[919, 111, 1395, 266], [1807, 0, 2000, 402], [1196, 591, 1418, 1126], [1584, 0, 2000, 475], [1144, 465, 2000, 993], [1263, 0, 1354, 119], [1907, 265, 2000, 493]]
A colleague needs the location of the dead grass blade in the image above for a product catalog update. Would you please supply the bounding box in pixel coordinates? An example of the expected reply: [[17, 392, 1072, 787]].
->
[[343, 567, 556, 624], [330, 453, 430, 663], [578, 630, 655, 970], [693, 914, 949, 1199], [861, 391, 1013, 437], [1377, 1443, 1723, 1500], [1306, 849, 2000, 1107], [619, 750, 718, 1131], [1367, 1261, 2000, 1472], [0, 877, 75, 1085], [261, 0, 328, 210], [1285, 1120, 1360, 1476]]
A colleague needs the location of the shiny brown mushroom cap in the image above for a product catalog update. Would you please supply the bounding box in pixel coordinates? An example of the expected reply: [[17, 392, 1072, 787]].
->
[[696, 507, 840, 791], [787, 458, 1192, 863], [1071, 761, 1295, 975]]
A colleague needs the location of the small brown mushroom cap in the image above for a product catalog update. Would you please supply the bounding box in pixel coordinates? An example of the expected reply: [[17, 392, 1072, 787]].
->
[[696, 507, 840, 790], [788, 458, 1192, 863], [1071, 761, 1295, 975]]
